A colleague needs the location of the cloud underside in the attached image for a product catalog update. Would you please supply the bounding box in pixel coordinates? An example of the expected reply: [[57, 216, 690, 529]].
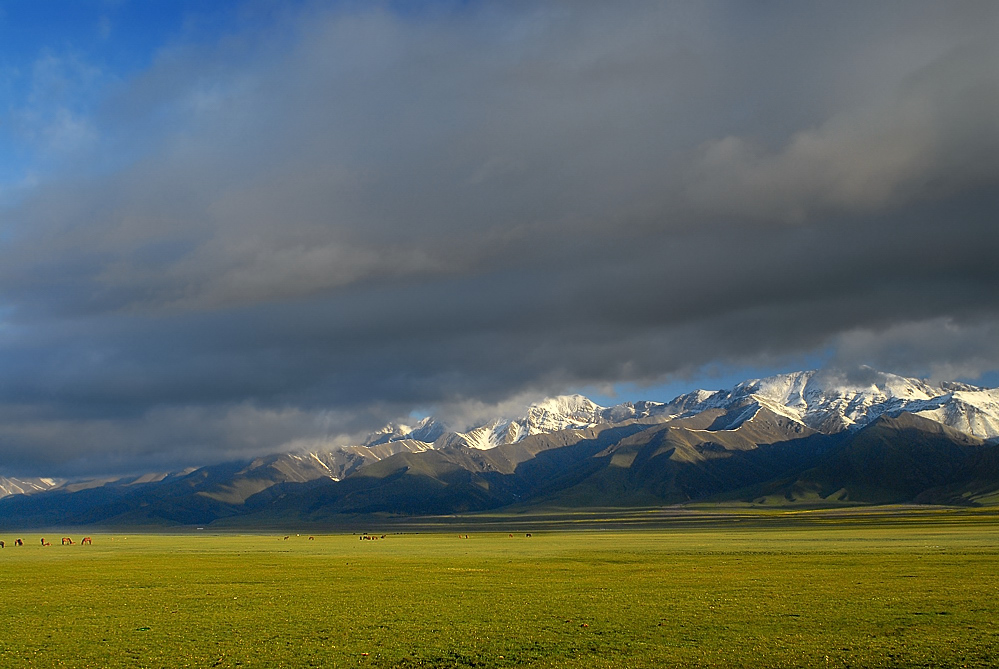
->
[[1, 1, 997, 474]]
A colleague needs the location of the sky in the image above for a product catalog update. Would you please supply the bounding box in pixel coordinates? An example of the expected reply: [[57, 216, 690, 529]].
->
[[0, 0, 997, 477]]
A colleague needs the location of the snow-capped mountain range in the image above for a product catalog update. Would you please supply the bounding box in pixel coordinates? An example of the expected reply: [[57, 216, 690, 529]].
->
[[353, 369, 999, 456], [663, 369, 999, 439], [4, 368, 999, 522], [365, 395, 617, 452], [1, 368, 997, 503]]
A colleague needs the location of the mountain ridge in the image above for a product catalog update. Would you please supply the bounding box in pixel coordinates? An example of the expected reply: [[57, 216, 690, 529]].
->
[[3, 368, 999, 526]]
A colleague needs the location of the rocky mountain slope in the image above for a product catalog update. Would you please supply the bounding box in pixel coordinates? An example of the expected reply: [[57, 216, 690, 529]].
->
[[0, 476, 62, 498]]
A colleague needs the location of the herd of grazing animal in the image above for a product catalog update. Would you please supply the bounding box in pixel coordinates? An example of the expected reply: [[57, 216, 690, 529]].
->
[[0, 537, 91, 548], [2, 533, 535, 549]]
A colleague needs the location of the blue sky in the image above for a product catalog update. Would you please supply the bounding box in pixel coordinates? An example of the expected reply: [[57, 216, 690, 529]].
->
[[0, 1, 996, 475], [1, 1, 269, 188]]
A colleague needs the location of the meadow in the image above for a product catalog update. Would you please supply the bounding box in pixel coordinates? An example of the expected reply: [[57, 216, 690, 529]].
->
[[1, 509, 998, 668]]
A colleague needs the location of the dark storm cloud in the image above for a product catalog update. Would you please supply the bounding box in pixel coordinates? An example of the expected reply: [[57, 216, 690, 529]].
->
[[0, 1, 996, 475]]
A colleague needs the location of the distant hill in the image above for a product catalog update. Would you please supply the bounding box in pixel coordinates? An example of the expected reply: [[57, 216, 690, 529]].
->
[[3, 368, 999, 528]]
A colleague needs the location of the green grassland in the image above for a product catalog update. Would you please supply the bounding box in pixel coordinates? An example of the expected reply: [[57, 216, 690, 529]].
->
[[2, 510, 999, 668]]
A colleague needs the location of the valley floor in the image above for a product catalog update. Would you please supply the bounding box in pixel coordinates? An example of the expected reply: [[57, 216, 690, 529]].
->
[[1, 510, 998, 667]]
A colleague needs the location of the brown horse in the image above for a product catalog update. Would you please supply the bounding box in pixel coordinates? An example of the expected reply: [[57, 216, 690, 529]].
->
[[14, 539, 22, 546], [0, 540, 4, 548], [61, 537, 74, 546], [81, 537, 92, 545], [41, 539, 51, 546]]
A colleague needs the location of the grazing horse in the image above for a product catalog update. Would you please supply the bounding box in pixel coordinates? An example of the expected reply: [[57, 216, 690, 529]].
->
[[81, 537, 92, 545], [62, 537, 74, 546], [308, 536, 314, 541], [0, 540, 4, 548], [525, 533, 532, 538], [14, 539, 23, 546], [41, 539, 51, 546]]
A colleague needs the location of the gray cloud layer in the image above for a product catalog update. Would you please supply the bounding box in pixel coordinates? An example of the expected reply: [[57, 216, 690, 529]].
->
[[1, 1, 997, 475]]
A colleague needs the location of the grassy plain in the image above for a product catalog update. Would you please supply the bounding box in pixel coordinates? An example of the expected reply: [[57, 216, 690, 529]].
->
[[1, 509, 998, 668]]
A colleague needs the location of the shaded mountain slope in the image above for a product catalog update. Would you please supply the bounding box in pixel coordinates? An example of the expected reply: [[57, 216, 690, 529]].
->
[[244, 423, 653, 519], [536, 407, 836, 507], [747, 413, 999, 505]]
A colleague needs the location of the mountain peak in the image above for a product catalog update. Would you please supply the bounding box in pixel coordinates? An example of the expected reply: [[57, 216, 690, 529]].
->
[[354, 368, 999, 456], [667, 368, 999, 439], [529, 394, 601, 414], [362, 422, 413, 447]]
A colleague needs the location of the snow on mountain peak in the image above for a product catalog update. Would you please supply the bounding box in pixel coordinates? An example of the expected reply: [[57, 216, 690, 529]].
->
[[355, 369, 999, 455], [669, 368, 999, 438], [0, 476, 62, 499], [529, 394, 601, 415], [732, 369, 939, 408], [361, 422, 413, 447], [356, 394, 615, 452], [523, 394, 605, 436]]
